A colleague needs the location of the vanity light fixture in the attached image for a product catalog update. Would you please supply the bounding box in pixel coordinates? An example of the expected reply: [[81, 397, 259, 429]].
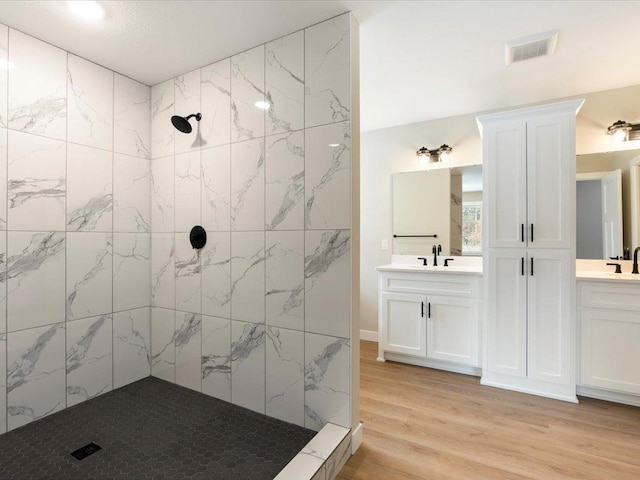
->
[[416, 144, 453, 163], [607, 120, 640, 142]]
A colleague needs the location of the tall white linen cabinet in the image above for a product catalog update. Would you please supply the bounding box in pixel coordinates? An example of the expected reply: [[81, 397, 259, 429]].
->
[[477, 99, 584, 402]]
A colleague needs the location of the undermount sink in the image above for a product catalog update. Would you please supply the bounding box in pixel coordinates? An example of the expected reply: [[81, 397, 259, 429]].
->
[[394, 264, 481, 273], [578, 271, 640, 281]]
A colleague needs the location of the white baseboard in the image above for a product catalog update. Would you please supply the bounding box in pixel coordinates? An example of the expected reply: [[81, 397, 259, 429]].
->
[[577, 386, 640, 407], [351, 422, 363, 454], [359, 329, 378, 342]]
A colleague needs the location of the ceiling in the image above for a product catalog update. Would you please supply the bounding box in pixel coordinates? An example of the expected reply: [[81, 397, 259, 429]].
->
[[2, 1, 640, 132]]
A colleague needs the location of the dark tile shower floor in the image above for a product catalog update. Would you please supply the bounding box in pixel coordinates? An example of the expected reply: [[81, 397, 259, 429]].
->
[[0, 377, 316, 480]]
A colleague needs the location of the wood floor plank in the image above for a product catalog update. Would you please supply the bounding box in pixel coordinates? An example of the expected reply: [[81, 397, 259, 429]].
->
[[337, 340, 640, 479]]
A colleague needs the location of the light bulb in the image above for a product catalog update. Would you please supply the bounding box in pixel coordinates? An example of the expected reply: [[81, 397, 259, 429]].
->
[[613, 128, 627, 142], [439, 151, 449, 162]]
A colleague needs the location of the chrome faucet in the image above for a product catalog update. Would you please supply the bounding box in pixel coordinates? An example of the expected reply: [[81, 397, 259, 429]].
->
[[432, 244, 442, 266], [633, 247, 640, 274]]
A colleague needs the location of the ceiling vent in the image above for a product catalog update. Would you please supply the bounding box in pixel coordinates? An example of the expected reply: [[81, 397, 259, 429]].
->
[[505, 31, 559, 65]]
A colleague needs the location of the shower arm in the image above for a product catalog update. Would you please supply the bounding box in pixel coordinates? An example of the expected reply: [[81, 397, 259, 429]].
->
[[185, 113, 202, 122]]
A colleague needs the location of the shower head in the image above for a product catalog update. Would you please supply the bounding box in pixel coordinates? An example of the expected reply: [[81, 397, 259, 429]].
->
[[171, 113, 202, 134]]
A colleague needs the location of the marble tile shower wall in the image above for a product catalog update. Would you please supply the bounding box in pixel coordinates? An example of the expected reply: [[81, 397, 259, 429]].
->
[[0, 25, 152, 434], [150, 13, 353, 431]]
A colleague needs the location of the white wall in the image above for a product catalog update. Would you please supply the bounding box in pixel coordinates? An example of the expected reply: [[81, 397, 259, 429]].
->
[[361, 83, 640, 333]]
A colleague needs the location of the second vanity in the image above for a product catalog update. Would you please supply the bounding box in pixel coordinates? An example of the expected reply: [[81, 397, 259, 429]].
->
[[377, 257, 640, 407], [376, 256, 483, 376]]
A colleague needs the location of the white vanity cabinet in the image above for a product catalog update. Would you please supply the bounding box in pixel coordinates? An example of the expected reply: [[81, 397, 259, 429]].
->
[[478, 99, 583, 402], [377, 267, 482, 375], [578, 279, 640, 404]]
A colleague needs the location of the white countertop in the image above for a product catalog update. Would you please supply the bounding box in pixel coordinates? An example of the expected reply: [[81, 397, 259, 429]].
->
[[576, 270, 640, 284], [376, 264, 483, 275]]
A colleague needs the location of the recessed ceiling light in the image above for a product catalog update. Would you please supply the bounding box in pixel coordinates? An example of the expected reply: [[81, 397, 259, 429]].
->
[[328, 143, 340, 147], [0, 59, 15, 71], [254, 101, 270, 110], [67, 1, 105, 21]]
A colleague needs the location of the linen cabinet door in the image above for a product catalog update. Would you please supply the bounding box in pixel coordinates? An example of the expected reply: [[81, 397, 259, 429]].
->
[[484, 121, 528, 249], [380, 291, 427, 358], [486, 249, 527, 377], [527, 250, 572, 385], [526, 114, 574, 249]]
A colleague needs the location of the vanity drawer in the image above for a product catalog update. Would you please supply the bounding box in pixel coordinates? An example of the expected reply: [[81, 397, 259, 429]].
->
[[579, 282, 640, 312], [380, 272, 479, 297]]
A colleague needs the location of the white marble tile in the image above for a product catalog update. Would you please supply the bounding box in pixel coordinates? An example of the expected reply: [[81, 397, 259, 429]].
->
[[231, 138, 264, 231], [151, 79, 174, 159], [305, 230, 350, 338], [231, 232, 264, 323], [273, 452, 324, 480], [151, 233, 175, 310], [113, 233, 150, 312], [305, 122, 351, 230], [266, 131, 304, 230], [67, 54, 113, 150], [201, 315, 231, 401], [231, 320, 265, 413], [0, 25, 7, 128], [266, 231, 304, 330], [67, 142, 112, 232], [324, 434, 352, 480], [175, 150, 201, 232], [304, 333, 350, 431], [8, 29, 66, 140], [175, 69, 202, 154], [151, 155, 174, 233], [302, 422, 350, 461], [7, 231, 65, 332], [8, 130, 66, 231], [201, 59, 230, 148], [113, 307, 150, 388], [266, 326, 304, 426], [0, 334, 5, 434], [305, 14, 350, 128], [0, 128, 6, 230], [114, 74, 150, 159], [201, 232, 231, 319], [7, 323, 66, 431], [231, 45, 265, 142], [66, 232, 112, 321], [0, 235, 5, 334], [201, 145, 230, 232], [175, 312, 202, 391], [114, 153, 151, 232], [151, 307, 175, 382], [312, 464, 327, 480], [66, 314, 112, 407], [175, 236, 201, 314], [266, 31, 304, 135]]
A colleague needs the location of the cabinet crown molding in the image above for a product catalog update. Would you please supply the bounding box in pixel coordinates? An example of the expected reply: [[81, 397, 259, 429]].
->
[[476, 98, 585, 137]]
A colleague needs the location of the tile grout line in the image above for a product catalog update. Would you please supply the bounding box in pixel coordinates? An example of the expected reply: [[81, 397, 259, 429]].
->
[[111, 68, 115, 393], [64, 50, 68, 412], [5, 26, 9, 434]]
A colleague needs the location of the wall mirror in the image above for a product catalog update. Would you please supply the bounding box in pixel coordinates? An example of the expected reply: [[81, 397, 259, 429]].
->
[[576, 149, 640, 259], [392, 165, 483, 256]]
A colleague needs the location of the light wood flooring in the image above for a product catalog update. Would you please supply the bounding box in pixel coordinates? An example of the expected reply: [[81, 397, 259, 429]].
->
[[337, 340, 640, 480]]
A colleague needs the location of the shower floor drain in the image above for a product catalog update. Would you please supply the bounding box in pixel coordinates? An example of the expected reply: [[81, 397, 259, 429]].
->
[[70, 443, 102, 461]]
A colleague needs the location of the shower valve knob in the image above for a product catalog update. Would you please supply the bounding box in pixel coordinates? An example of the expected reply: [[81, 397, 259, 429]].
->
[[190, 226, 207, 249]]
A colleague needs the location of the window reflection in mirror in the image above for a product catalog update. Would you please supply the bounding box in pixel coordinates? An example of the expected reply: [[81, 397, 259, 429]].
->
[[576, 149, 640, 259]]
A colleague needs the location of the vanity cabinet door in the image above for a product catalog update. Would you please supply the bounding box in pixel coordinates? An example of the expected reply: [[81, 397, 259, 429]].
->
[[484, 121, 527, 249], [426, 295, 479, 366], [580, 308, 640, 395], [526, 250, 572, 385], [486, 249, 527, 377], [526, 114, 574, 250], [380, 291, 427, 358]]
